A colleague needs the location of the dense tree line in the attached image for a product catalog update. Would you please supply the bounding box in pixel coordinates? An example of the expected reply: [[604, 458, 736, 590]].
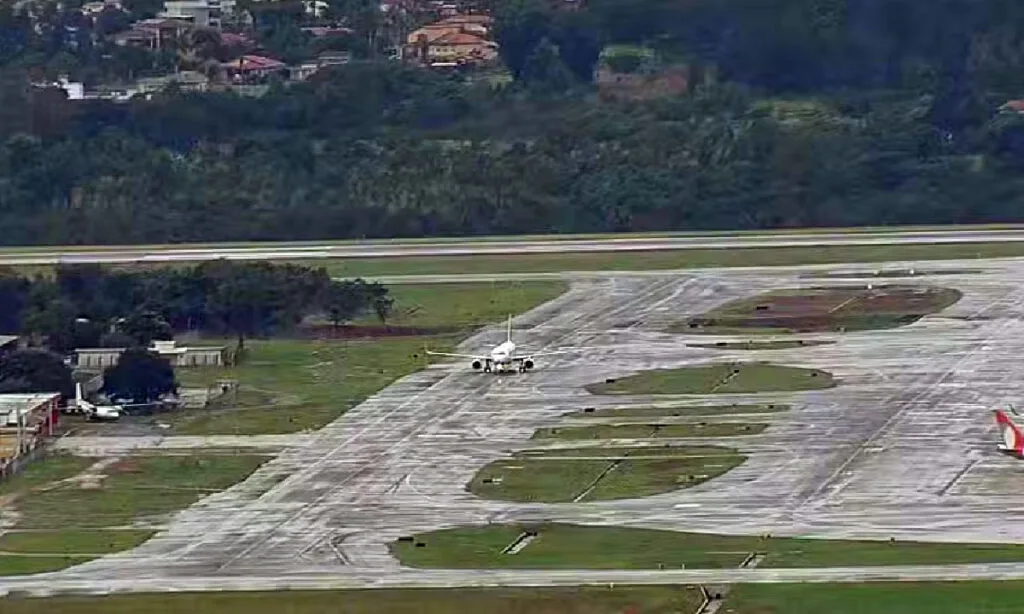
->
[[0, 261, 392, 352], [3, 2, 1024, 241]]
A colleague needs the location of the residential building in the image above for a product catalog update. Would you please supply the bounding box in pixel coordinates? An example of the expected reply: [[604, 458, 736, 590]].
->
[[160, 0, 236, 29], [405, 13, 495, 65], [113, 18, 193, 49], [223, 54, 287, 82], [136, 70, 210, 95], [81, 0, 123, 16]]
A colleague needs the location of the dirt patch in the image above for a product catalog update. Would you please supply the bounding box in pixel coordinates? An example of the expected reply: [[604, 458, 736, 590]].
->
[[677, 285, 962, 334]]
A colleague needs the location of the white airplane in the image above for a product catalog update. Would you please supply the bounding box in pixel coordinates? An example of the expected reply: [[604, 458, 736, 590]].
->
[[426, 316, 572, 373], [74, 382, 123, 422]]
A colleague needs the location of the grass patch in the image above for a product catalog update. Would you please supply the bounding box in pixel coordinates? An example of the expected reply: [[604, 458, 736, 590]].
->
[[516, 445, 735, 458], [469, 446, 744, 502], [679, 285, 962, 334], [0, 455, 94, 498], [316, 241, 1024, 278], [14, 455, 268, 529], [726, 582, 1024, 614], [586, 364, 835, 395], [533, 423, 766, 440], [392, 524, 1024, 570], [169, 281, 566, 435], [0, 586, 706, 614], [566, 404, 788, 418], [0, 454, 261, 575], [688, 340, 833, 350]]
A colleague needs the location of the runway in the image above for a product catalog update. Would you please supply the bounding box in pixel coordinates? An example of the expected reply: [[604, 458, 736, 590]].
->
[[6, 227, 1024, 265], [7, 258, 1024, 596]]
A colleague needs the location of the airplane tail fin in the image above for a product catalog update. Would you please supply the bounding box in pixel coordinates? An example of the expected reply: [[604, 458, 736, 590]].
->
[[995, 408, 1024, 457], [506, 315, 512, 343]]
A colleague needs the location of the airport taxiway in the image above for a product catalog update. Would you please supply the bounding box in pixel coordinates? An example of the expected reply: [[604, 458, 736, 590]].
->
[[6, 258, 1024, 595]]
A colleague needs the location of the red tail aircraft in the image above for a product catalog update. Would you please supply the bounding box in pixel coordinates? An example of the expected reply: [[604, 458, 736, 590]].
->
[[995, 408, 1024, 458]]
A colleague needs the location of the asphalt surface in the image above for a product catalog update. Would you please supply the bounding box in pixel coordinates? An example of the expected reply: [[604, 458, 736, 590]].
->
[[6, 228, 1024, 264], [7, 258, 1024, 596]]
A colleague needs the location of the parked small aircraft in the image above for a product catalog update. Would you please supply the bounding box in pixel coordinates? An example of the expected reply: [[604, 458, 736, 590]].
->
[[74, 382, 123, 421]]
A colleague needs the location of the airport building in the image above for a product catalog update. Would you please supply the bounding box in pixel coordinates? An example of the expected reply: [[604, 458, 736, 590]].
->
[[0, 393, 61, 477], [76, 340, 227, 369]]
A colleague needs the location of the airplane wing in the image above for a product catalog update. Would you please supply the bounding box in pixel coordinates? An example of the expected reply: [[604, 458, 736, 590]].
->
[[425, 350, 488, 360], [514, 349, 580, 360]]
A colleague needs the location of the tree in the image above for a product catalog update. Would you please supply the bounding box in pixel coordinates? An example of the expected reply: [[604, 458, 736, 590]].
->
[[0, 349, 74, 398], [0, 268, 29, 334], [323, 280, 369, 328], [552, 11, 602, 83], [366, 282, 394, 325], [493, 0, 551, 79], [117, 309, 173, 347], [102, 347, 176, 403], [520, 38, 574, 93]]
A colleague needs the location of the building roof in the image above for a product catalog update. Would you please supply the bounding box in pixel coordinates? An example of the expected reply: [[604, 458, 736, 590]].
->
[[0, 336, 17, 348], [0, 393, 61, 413], [1003, 100, 1024, 113], [439, 14, 491, 24], [225, 55, 287, 72], [136, 17, 194, 29], [432, 31, 492, 46]]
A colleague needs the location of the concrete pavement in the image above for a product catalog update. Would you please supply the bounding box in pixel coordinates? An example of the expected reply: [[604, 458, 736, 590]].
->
[[7, 228, 1024, 265], [7, 258, 1024, 595]]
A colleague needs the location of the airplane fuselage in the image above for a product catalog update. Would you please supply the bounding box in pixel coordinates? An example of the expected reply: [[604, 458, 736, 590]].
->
[[490, 341, 516, 366]]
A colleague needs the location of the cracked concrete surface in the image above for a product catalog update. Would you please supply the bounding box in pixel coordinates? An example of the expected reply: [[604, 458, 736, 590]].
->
[[5, 258, 1024, 595]]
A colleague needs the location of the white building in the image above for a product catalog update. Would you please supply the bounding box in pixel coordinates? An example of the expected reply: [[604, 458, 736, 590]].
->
[[76, 340, 226, 369], [160, 0, 235, 29]]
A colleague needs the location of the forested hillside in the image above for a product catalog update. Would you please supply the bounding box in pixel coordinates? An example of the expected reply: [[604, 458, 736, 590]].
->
[[4, 0, 1024, 244]]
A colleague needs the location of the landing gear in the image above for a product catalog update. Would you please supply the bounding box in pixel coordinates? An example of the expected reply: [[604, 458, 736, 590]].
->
[[483, 359, 493, 373]]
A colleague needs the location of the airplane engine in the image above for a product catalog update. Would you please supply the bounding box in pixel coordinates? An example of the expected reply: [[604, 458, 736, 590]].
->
[[472, 360, 483, 370], [523, 359, 534, 370]]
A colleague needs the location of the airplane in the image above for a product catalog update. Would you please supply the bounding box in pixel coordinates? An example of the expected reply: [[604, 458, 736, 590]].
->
[[74, 382, 123, 422], [995, 406, 1024, 457], [426, 315, 573, 374]]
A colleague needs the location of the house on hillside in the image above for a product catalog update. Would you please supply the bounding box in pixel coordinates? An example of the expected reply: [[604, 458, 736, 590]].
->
[[223, 54, 288, 83], [113, 18, 193, 49], [405, 14, 496, 66]]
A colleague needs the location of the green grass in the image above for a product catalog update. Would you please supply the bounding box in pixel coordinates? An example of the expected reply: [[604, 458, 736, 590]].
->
[[316, 241, 1024, 278], [566, 404, 788, 418], [392, 524, 1024, 570], [170, 282, 566, 435], [586, 364, 836, 395], [532, 423, 767, 440], [688, 340, 833, 350], [516, 445, 736, 458], [679, 285, 963, 335], [0, 530, 153, 576], [365, 282, 568, 330], [14, 455, 268, 529], [0, 454, 262, 575], [0, 455, 94, 498], [0, 586, 705, 614], [726, 582, 1024, 614], [470, 447, 744, 502]]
